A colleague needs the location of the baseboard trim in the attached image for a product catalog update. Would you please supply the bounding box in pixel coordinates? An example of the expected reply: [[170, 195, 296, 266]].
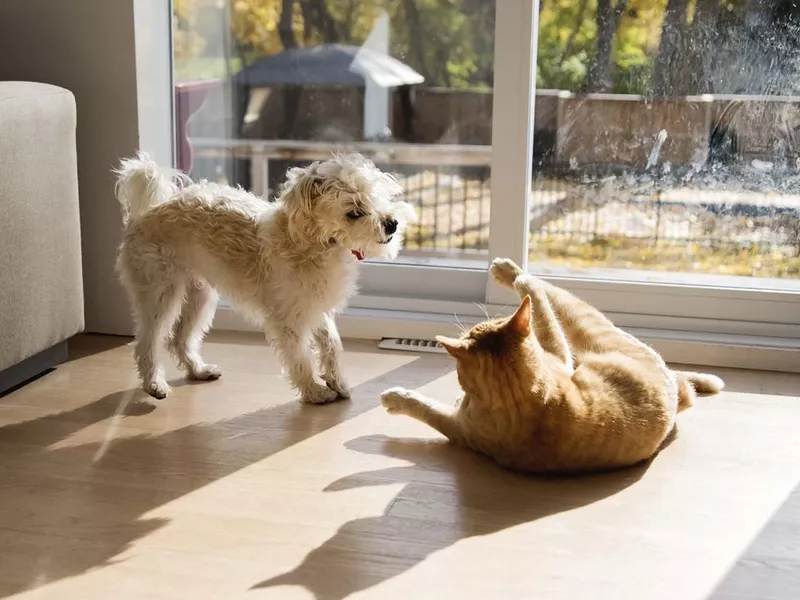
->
[[0, 342, 68, 396], [212, 306, 800, 374]]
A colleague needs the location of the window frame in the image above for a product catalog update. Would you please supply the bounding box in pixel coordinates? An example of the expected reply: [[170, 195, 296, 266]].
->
[[159, 0, 800, 354]]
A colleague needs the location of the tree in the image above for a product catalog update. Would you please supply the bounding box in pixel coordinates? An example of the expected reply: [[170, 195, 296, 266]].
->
[[537, 0, 596, 90], [228, 0, 290, 62], [651, 0, 722, 96], [651, 0, 685, 95], [584, 0, 629, 92], [299, 0, 341, 43], [278, 0, 298, 49], [177, 0, 800, 97], [400, 0, 432, 82], [174, 0, 498, 89]]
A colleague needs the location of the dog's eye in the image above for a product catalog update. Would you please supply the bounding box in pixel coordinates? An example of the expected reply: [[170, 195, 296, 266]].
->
[[346, 210, 365, 220]]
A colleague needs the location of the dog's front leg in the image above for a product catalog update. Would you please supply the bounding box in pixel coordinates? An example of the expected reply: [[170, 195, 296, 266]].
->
[[272, 326, 340, 404], [313, 313, 350, 399]]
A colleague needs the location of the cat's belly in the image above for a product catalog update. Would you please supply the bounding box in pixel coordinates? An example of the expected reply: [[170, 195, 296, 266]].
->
[[469, 406, 675, 474]]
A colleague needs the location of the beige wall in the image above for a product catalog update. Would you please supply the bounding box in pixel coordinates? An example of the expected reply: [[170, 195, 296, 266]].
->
[[0, 0, 171, 335]]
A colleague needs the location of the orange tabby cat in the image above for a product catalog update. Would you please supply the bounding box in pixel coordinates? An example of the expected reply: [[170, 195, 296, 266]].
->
[[381, 257, 724, 473]]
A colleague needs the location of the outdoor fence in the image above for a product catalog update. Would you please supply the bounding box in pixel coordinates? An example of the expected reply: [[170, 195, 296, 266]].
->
[[188, 137, 800, 277]]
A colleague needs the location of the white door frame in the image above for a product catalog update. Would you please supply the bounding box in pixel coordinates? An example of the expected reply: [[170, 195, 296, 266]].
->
[[152, 0, 799, 350]]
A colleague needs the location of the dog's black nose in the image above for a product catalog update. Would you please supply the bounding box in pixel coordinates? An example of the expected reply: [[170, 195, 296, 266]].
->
[[383, 218, 398, 235]]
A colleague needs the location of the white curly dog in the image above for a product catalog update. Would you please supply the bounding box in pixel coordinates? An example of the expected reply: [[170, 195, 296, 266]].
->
[[114, 152, 416, 404]]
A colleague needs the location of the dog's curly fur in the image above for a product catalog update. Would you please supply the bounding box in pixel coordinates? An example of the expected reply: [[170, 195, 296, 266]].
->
[[114, 152, 416, 403]]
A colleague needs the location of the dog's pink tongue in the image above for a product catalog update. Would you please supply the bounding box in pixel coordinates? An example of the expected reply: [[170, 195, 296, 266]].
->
[[351, 249, 365, 261]]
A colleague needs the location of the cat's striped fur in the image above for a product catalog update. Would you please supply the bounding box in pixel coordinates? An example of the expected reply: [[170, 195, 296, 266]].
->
[[381, 257, 724, 473]]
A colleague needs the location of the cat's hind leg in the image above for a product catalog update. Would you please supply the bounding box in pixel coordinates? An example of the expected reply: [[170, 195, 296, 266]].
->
[[381, 387, 465, 444], [491, 258, 572, 368], [492, 258, 647, 359]]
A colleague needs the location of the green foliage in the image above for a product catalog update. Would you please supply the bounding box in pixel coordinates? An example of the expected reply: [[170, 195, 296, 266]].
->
[[537, 0, 594, 90], [610, 0, 663, 93], [382, 0, 494, 89], [175, 0, 789, 94], [174, 57, 244, 83], [174, 0, 496, 89], [536, 0, 669, 92]]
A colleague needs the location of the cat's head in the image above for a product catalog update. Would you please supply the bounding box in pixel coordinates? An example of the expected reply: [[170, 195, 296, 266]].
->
[[436, 296, 533, 392]]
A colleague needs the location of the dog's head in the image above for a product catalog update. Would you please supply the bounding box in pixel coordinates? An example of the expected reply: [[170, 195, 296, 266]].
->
[[279, 153, 417, 260]]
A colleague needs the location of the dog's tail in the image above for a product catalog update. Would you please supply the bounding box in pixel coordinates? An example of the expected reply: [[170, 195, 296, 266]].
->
[[114, 152, 190, 227]]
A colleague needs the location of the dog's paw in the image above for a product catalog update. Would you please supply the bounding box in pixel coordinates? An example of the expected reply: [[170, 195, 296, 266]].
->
[[324, 377, 351, 399], [381, 387, 416, 415], [144, 379, 171, 400], [189, 364, 222, 381], [301, 383, 342, 405], [490, 257, 523, 289]]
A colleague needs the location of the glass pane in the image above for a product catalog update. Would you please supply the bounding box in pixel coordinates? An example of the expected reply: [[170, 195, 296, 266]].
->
[[529, 0, 800, 290], [173, 0, 495, 268]]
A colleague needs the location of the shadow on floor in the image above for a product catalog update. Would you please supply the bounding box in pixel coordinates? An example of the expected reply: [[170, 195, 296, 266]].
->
[[65, 334, 132, 362], [0, 350, 452, 598], [707, 481, 800, 600], [253, 434, 650, 599]]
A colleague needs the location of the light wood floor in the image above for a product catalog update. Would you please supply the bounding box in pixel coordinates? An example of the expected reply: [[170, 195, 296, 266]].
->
[[1, 333, 799, 600]]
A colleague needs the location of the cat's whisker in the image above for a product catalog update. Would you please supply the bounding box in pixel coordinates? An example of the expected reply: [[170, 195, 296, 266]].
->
[[474, 302, 490, 321], [453, 313, 467, 334], [486, 299, 516, 321]]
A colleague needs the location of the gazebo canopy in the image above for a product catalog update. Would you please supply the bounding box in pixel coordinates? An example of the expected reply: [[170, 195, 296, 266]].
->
[[233, 43, 425, 88]]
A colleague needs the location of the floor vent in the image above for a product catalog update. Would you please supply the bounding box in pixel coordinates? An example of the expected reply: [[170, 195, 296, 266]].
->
[[378, 337, 446, 354]]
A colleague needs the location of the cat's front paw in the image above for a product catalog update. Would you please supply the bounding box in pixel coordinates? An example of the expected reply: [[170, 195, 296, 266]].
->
[[381, 387, 416, 415], [490, 257, 523, 288]]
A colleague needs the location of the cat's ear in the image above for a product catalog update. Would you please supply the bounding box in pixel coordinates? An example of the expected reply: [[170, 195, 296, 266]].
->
[[436, 335, 469, 359], [508, 295, 532, 337]]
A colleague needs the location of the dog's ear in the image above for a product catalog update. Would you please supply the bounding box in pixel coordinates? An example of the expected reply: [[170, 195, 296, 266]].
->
[[294, 173, 324, 203], [283, 162, 325, 202], [281, 170, 325, 222], [281, 167, 330, 245]]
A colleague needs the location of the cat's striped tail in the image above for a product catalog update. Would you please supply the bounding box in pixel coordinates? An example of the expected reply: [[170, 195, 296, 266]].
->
[[675, 370, 725, 411]]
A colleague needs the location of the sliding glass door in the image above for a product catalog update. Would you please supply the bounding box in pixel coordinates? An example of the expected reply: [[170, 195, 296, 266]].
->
[[169, 0, 800, 339], [173, 0, 501, 273], [523, 0, 800, 336]]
